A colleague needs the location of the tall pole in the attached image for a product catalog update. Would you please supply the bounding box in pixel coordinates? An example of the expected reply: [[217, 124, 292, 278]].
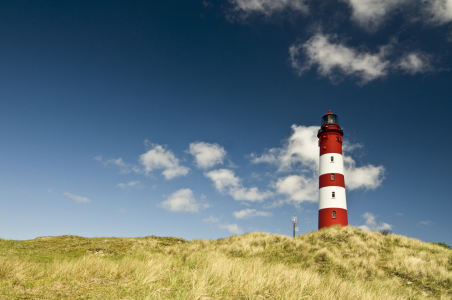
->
[[292, 214, 297, 238]]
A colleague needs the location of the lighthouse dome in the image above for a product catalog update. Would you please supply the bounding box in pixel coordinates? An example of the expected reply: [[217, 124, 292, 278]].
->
[[321, 110, 339, 126]]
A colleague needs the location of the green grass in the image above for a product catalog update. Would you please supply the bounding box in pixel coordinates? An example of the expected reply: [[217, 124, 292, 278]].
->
[[0, 226, 451, 299]]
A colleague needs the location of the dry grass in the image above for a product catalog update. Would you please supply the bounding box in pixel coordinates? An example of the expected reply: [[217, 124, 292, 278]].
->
[[0, 226, 451, 299]]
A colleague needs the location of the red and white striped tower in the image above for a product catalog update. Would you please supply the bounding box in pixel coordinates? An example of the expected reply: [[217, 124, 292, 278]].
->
[[318, 110, 348, 229]]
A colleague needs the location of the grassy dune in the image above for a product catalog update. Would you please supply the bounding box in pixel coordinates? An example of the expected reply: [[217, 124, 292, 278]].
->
[[0, 226, 451, 299]]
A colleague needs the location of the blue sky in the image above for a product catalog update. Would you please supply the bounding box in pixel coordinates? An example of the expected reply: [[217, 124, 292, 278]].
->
[[1, 0, 451, 245]]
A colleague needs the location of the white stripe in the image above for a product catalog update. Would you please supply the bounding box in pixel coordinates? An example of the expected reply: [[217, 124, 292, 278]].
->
[[319, 186, 347, 210], [319, 153, 344, 175]]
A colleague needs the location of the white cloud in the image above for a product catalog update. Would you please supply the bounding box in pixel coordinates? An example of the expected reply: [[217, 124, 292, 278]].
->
[[343, 156, 385, 190], [95, 156, 141, 174], [344, 0, 452, 29], [205, 169, 273, 201], [116, 181, 144, 189], [419, 220, 434, 226], [187, 142, 227, 169], [219, 223, 244, 235], [229, 0, 308, 18], [290, 33, 390, 85], [342, 141, 364, 152], [139, 144, 190, 180], [426, 0, 452, 24], [262, 199, 287, 209], [204, 169, 240, 192], [63, 192, 91, 203], [250, 125, 319, 172], [398, 52, 433, 74], [274, 175, 318, 203], [158, 188, 208, 213], [229, 187, 273, 201], [343, 0, 406, 31], [233, 209, 272, 219], [358, 212, 392, 231], [203, 215, 219, 223]]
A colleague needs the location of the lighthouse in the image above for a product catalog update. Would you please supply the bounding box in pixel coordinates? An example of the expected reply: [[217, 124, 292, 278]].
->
[[318, 110, 348, 229]]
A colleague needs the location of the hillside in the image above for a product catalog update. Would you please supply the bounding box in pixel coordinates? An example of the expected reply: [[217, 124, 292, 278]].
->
[[0, 226, 451, 299]]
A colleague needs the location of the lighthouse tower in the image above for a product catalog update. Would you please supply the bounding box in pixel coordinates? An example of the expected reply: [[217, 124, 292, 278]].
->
[[318, 110, 348, 229]]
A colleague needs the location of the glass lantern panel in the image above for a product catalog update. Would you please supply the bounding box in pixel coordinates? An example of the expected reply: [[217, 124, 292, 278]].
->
[[322, 114, 339, 125]]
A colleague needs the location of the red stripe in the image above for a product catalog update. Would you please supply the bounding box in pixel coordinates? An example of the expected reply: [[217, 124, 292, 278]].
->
[[319, 173, 345, 189], [318, 208, 348, 229], [319, 132, 343, 155]]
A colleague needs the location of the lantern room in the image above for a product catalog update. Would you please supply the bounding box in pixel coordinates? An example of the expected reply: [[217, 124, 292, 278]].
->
[[321, 110, 339, 126]]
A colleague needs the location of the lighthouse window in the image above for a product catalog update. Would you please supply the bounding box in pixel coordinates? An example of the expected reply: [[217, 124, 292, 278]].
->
[[332, 191, 335, 198], [332, 211, 336, 219], [331, 156, 334, 162], [331, 174, 335, 180], [322, 114, 339, 125]]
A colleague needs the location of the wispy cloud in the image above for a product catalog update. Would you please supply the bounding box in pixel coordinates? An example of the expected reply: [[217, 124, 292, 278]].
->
[[398, 52, 433, 75], [425, 0, 452, 24], [342, 141, 364, 153], [63, 192, 91, 203], [228, 0, 308, 19], [342, 0, 407, 31], [219, 223, 243, 235], [343, 156, 385, 190], [250, 125, 319, 172], [203, 215, 220, 223], [419, 220, 434, 226], [274, 175, 318, 203], [205, 169, 240, 192], [187, 142, 227, 170], [290, 33, 390, 85], [158, 188, 209, 213], [233, 209, 272, 219], [116, 181, 144, 189], [358, 212, 392, 231], [262, 199, 287, 209], [205, 169, 273, 201], [140, 143, 190, 180], [343, 0, 452, 30], [289, 32, 438, 85], [95, 156, 142, 174]]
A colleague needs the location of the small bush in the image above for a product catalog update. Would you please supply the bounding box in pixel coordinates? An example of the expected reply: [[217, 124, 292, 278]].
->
[[380, 229, 391, 236]]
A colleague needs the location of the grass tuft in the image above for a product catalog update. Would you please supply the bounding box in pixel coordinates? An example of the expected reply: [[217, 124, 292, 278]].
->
[[431, 242, 451, 250]]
